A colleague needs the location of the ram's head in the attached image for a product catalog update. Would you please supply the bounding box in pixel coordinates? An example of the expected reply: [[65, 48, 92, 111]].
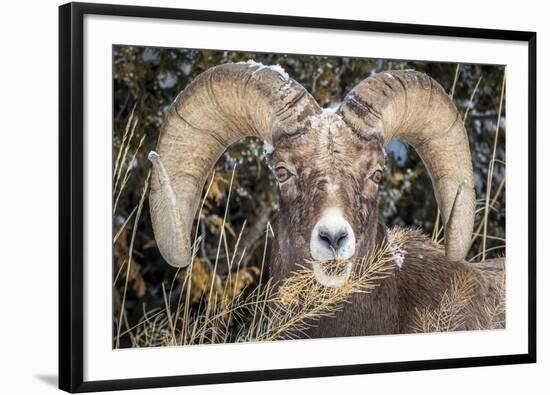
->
[[148, 62, 475, 286]]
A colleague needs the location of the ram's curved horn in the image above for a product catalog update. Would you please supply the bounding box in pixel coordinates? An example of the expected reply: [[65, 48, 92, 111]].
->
[[339, 70, 475, 261], [149, 62, 321, 268]]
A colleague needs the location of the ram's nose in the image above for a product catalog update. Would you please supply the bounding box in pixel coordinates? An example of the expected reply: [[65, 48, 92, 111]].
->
[[310, 208, 356, 261], [318, 227, 349, 251]]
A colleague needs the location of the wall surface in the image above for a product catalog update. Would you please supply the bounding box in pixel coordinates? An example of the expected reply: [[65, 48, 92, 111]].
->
[[0, 0, 546, 393]]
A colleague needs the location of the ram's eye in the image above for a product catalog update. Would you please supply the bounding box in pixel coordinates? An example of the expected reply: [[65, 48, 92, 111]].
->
[[370, 169, 383, 184], [275, 166, 292, 183]]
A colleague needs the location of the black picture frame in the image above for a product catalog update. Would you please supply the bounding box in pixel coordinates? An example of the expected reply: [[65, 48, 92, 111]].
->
[[59, 2, 537, 392]]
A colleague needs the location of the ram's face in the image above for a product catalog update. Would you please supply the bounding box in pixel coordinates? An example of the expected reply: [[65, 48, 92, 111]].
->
[[269, 112, 385, 285]]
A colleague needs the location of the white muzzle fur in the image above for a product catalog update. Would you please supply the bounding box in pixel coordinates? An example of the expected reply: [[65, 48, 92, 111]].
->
[[310, 208, 356, 287]]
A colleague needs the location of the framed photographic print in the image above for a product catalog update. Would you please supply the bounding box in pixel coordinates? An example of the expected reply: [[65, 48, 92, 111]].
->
[[59, 2, 537, 392]]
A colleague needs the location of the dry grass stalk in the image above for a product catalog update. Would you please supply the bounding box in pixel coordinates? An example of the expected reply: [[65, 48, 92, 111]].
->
[[113, 111, 138, 197], [248, 222, 273, 339], [115, 170, 151, 348], [113, 205, 138, 244], [199, 164, 237, 344], [411, 269, 477, 333], [178, 172, 216, 345], [481, 69, 506, 260], [484, 274, 506, 330], [469, 245, 506, 262], [468, 176, 506, 251], [113, 107, 150, 346], [113, 104, 136, 184], [462, 76, 483, 123], [113, 133, 146, 214]]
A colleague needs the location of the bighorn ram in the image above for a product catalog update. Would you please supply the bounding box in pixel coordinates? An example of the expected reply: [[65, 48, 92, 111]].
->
[[148, 62, 504, 337]]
